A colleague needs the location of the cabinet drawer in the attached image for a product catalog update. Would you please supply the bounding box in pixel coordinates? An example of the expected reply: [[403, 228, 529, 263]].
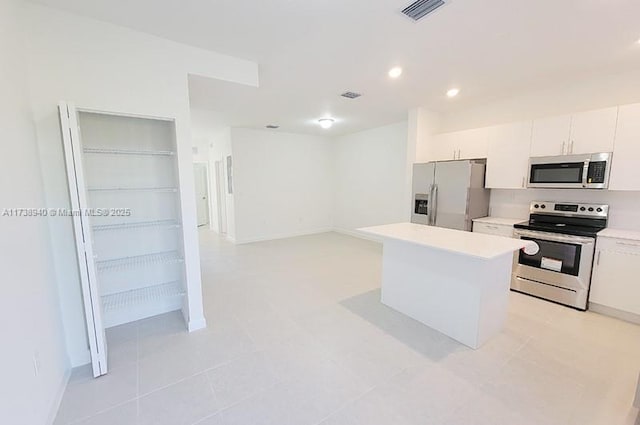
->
[[472, 222, 514, 237], [597, 236, 640, 255]]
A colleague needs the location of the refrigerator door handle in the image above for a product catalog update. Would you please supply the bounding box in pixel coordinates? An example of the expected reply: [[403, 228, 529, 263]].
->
[[431, 184, 438, 226]]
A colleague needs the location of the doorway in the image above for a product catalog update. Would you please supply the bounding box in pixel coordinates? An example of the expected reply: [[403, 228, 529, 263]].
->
[[214, 160, 227, 234], [193, 162, 210, 227]]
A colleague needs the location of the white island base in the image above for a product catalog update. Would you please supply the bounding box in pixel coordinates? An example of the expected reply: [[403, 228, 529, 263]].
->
[[359, 223, 535, 349]]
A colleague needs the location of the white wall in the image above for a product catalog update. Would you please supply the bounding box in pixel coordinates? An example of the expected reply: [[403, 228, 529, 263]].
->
[[438, 66, 640, 133], [230, 128, 333, 243], [333, 122, 409, 232], [0, 1, 68, 423], [24, 3, 259, 364]]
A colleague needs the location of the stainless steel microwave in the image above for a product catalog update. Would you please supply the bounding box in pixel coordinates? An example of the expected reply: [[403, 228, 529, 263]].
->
[[527, 152, 612, 189]]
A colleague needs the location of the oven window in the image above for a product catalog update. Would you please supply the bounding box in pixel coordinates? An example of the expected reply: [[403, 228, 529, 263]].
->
[[518, 237, 582, 276], [530, 162, 584, 184]]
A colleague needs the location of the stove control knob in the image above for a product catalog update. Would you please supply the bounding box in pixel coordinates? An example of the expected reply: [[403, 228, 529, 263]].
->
[[596, 207, 603, 213], [540, 204, 546, 209], [534, 204, 540, 209], [580, 207, 586, 211], [588, 207, 594, 212]]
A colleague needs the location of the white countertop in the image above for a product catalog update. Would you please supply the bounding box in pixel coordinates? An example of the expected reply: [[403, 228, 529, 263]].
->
[[472, 216, 526, 226], [598, 228, 640, 242], [358, 222, 535, 260]]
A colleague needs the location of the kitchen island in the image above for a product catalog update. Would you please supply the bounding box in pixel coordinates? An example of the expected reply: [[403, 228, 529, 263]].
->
[[359, 222, 537, 349]]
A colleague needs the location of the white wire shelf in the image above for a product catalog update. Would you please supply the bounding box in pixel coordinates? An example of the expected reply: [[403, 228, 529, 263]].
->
[[102, 281, 184, 313], [96, 251, 183, 272], [93, 219, 181, 232], [84, 147, 175, 156], [87, 187, 178, 193]]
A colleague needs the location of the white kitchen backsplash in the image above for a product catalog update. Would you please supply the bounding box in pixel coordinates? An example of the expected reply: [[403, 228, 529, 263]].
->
[[489, 189, 640, 231]]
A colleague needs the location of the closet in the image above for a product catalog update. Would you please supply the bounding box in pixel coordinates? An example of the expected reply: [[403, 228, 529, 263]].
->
[[59, 102, 189, 377]]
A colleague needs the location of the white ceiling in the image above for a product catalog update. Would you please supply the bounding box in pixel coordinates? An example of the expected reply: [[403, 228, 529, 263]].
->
[[31, 0, 640, 135]]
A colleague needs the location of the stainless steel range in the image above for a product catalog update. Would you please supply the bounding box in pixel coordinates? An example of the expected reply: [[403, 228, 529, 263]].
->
[[512, 201, 609, 310]]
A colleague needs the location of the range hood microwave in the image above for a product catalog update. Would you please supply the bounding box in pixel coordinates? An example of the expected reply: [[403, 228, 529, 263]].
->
[[527, 152, 612, 189]]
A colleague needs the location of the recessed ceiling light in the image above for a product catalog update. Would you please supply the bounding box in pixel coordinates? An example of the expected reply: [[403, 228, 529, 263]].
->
[[318, 118, 335, 129], [447, 88, 460, 98], [388, 67, 403, 79]]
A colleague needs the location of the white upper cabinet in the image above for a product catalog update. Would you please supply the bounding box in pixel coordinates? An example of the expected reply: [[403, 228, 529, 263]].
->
[[457, 128, 489, 160], [429, 132, 458, 161], [530, 114, 571, 157], [530, 107, 618, 157], [569, 107, 618, 154], [429, 128, 488, 162], [609, 103, 640, 191], [485, 121, 533, 189]]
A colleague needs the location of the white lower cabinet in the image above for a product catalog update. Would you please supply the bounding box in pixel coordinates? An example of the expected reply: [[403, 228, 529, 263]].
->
[[472, 219, 519, 238], [590, 236, 640, 318]]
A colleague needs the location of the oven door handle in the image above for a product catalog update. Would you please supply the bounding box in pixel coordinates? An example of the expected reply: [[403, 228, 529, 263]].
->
[[514, 229, 595, 245]]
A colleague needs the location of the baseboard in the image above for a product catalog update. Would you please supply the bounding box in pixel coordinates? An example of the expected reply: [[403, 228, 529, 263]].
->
[[332, 227, 383, 243], [188, 316, 207, 332], [47, 367, 71, 425], [589, 302, 640, 325], [234, 227, 333, 244]]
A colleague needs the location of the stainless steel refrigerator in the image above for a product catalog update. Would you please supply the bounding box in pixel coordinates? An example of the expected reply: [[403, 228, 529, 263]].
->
[[410, 159, 490, 231]]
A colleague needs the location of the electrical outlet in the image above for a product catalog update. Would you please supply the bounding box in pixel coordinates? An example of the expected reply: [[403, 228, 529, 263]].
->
[[32, 352, 40, 377]]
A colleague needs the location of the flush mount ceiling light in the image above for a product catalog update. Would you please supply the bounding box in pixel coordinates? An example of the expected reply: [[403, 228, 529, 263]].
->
[[446, 88, 460, 98], [388, 67, 403, 79], [318, 118, 335, 129]]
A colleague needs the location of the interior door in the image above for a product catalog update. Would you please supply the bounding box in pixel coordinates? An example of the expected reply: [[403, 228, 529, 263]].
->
[[59, 102, 108, 377], [193, 163, 209, 227], [433, 161, 471, 230]]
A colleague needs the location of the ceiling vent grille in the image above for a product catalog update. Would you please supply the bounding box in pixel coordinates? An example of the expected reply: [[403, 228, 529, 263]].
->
[[341, 91, 362, 99], [401, 0, 445, 21], [265, 125, 280, 129]]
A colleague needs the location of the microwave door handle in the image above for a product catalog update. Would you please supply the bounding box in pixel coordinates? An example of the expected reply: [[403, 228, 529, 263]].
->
[[582, 160, 590, 187]]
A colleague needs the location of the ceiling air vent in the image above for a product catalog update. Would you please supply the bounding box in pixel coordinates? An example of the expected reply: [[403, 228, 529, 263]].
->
[[265, 125, 280, 129], [401, 0, 445, 21], [341, 91, 362, 99]]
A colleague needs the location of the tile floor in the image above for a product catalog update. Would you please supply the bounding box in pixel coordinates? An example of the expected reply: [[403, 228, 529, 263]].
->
[[54, 231, 640, 425]]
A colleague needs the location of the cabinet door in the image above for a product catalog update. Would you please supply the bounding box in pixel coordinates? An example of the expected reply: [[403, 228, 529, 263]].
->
[[486, 121, 532, 189], [457, 127, 489, 160], [609, 103, 640, 191], [590, 244, 640, 315], [429, 133, 458, 161], [530, 115, 571, 157], [569, 107, 617, 154]]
